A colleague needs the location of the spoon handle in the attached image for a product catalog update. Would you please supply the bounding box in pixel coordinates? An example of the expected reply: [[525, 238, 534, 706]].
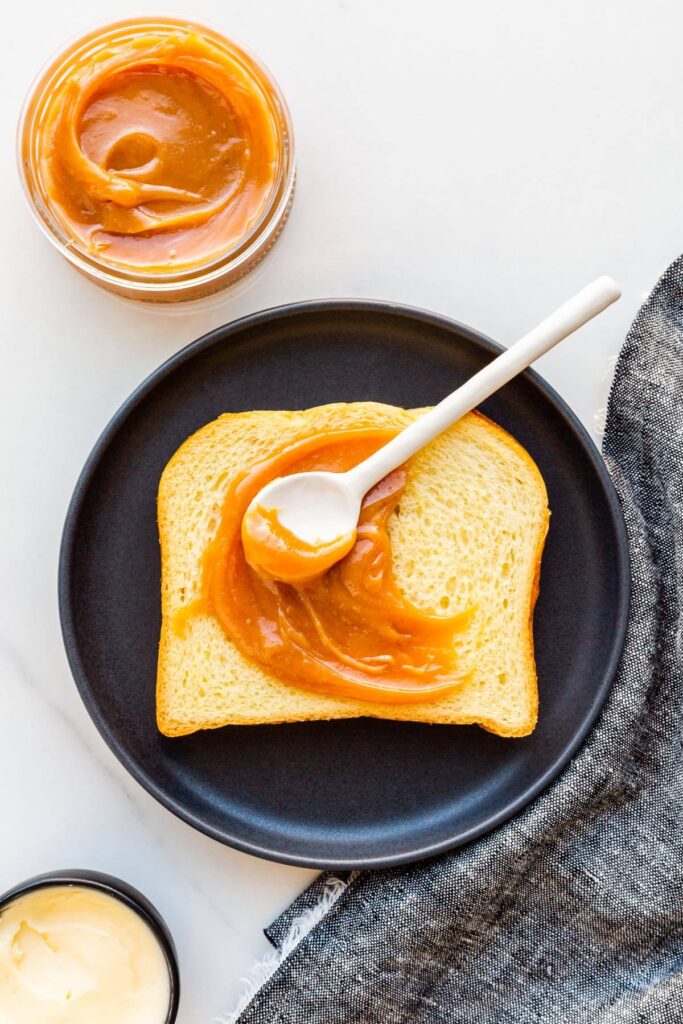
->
[[346, 276, 621, 496]]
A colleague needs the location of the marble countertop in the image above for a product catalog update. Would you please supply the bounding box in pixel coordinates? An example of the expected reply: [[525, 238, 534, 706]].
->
[[2, 0, 682, 1019]]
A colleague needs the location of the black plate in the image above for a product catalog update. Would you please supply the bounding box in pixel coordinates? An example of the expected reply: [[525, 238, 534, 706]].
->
[[59, 301, 630, 869]]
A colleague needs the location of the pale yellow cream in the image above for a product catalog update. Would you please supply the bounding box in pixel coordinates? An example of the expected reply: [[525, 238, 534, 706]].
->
[[0, 885, 171, 1024]]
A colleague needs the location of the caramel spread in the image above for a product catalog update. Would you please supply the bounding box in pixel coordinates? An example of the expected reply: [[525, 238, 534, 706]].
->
[[176, 430, 473, 703], [34, 24, 281, 270]]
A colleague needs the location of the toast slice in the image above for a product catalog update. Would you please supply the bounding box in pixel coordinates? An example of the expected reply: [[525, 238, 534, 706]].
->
[[157, 403, 549, 737]]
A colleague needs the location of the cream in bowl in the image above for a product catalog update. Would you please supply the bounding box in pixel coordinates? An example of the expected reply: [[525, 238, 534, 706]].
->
[[0, 871, 178, 1023]]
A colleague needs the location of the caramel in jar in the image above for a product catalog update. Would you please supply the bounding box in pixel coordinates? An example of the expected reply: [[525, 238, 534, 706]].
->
[[20, 19, 295, 298]]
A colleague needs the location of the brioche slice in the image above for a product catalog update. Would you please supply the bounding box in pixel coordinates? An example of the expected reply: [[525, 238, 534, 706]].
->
[[157, 403, 549, 738]]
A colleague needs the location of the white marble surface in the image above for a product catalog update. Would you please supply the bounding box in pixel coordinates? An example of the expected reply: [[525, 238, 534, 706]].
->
[[2, 0, 682, 1019]]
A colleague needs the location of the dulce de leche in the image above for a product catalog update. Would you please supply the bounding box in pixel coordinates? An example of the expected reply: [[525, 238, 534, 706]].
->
[[175, 430, 474, 703], [19, 19, 295, 300]]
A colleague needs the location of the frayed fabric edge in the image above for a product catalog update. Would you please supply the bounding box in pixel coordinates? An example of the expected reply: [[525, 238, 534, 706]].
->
[[217, 871, 359, 1024]]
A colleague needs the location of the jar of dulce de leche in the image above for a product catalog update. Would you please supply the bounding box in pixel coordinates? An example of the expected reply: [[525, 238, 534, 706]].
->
[[18, 17, 296, 301]]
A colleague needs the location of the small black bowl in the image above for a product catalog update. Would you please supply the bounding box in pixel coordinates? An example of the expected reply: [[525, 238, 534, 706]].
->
[[0, 869, 180, 1022]]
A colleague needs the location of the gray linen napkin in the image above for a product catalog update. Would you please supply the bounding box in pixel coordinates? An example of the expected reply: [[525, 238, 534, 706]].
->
[[237, 258, 683, 1023]]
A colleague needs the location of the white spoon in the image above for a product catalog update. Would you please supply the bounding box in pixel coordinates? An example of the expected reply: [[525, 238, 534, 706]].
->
[[244, 276, 621, 579]]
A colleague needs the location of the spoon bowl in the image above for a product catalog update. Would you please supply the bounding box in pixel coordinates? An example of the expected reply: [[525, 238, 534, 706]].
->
[[242, 472, 362, 582], [253, 472, 362, 545]]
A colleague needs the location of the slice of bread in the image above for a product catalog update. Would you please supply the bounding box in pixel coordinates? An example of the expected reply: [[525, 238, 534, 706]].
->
[[157, 403, 549, 738]]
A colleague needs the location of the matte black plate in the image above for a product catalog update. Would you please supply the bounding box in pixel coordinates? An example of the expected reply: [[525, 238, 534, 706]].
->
[[59, 302, 630, 868]]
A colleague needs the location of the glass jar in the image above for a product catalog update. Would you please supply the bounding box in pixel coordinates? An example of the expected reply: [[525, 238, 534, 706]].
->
[[18, 17, 296, 302]]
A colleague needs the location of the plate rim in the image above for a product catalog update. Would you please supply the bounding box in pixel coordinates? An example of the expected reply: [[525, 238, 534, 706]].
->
[[58, 299, 631, 869]]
